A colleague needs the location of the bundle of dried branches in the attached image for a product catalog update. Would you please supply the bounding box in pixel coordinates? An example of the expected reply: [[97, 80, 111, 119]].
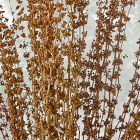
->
[[0, 0, 139, 140]]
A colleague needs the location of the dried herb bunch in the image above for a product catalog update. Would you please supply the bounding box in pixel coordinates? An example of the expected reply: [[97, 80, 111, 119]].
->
[[0, 0, 139, 140]]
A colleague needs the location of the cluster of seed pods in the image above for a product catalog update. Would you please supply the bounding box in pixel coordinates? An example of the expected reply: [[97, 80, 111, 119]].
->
[[0, 0, 139, 140]]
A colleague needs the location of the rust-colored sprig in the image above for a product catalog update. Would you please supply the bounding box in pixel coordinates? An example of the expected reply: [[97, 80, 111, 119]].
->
[[0, 0, 139, 140]]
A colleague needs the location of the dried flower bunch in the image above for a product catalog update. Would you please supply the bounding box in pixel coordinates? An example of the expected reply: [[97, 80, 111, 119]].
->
[[0, 0, 140, 140]]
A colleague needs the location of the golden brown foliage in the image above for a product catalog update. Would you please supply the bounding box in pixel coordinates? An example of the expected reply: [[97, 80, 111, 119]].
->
[[0, 0, 139, 140]]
